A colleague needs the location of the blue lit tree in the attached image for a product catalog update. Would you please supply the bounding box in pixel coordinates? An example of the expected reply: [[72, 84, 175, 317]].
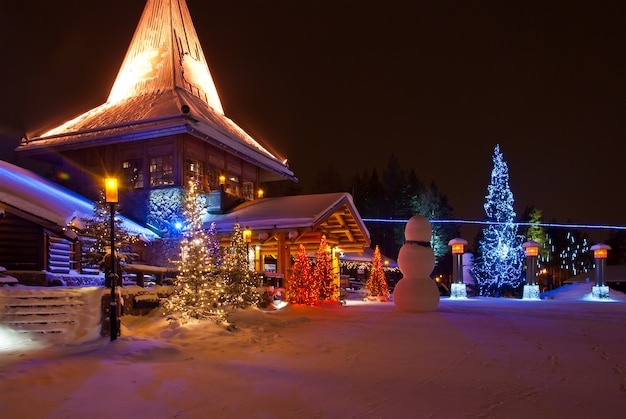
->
[[472, 145, 525, 297]]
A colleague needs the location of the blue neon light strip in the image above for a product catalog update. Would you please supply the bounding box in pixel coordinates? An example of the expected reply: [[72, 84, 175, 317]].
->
[[362, 218, 626, 230]]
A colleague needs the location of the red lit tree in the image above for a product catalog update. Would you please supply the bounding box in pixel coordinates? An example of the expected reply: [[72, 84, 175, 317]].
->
[[314, 235, 335, 301], [365, 245, 390, 300], [288, 244, 319, 305]]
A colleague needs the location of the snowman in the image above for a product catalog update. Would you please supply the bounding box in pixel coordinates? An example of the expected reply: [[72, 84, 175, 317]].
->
[[393, 215, 440, 312]]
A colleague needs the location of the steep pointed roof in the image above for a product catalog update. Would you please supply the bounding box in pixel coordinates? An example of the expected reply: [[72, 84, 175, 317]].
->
[[17, 0, 295, 182]]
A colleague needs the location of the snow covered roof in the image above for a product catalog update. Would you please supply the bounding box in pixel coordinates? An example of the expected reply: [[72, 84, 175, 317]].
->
[[340, 247, 398, 268], [16, 0, 295, 183], [205, 192, 371, 252], [0, 160, 159, 241]]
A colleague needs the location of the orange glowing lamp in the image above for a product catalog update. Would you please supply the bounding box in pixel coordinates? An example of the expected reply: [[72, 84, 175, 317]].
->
[[257, 189, 264, 199], [591, 243, 611, 259], [522, 241, 541, 257], [448, 238, 468, 255], [219, 175, 226, 185], [243, 227, 252, 243], [104, 178, 118, 203]]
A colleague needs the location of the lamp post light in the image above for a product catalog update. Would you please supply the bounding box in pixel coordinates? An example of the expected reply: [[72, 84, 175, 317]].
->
[[448, 238, 468, 299], [243, 226, 252, 269], [522, 241, 541, 300], [590, 243, 611, 299], [104, 177, 119, 341]]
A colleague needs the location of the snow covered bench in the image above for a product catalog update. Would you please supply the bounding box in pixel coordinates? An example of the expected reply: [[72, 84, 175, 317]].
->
[[122, 264, 178, 287]]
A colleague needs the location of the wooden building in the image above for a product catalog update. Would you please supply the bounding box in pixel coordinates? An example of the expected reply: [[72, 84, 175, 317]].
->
[[9, 0, 370, 289]]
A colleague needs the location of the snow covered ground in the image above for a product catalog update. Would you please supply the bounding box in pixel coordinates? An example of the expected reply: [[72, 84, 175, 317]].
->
[[1, 283, 625, 418]]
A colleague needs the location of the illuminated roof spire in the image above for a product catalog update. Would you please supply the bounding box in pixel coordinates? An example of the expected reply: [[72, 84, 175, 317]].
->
[[108, 0, 224, 114]]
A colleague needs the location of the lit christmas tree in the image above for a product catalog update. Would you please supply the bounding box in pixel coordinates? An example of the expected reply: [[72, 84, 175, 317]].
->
[[314, 235, 336, 301], [289, 244, 319, 305], [164, 180, 225, 323], [364, 245, 390, 300], [472, 144, 525, 297], [76, 190, 137, 279], [206, 221, 223, 266], [221, 223, 260, 309]]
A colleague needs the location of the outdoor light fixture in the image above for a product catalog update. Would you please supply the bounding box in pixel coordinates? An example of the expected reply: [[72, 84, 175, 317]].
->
[[219, 175, 226, 185], [104, 177, 119, 341], [522, 241, 541, 300], [523, 241, 540, 257], [592, 245, 609, 259], [104, 178, 118, 203], [448, 238, 468, 299], [243, 227, 252, 269], [257, 189, 264, 199], [590, 243, 611, 299], [243, 227, 252, 243]]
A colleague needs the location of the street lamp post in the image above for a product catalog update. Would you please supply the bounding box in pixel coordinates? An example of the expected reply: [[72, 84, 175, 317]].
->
[[590, 243, 611, 299], [522, 241, 541, 300], [104, 177, 119, 341], [243, 226, 252, 269], [448, 238, 468, 299]]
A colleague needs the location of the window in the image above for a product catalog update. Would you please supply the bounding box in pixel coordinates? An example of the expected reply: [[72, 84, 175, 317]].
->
[[225, 173, 240, 196], [150, 155, 174, 187], [122, 159, 144, 189], [207, 167, 219, 190], [186, 159, 205, 188], [243, 181, 254, 200]]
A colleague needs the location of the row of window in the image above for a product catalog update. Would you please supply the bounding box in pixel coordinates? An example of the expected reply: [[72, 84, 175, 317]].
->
[[122, 157, 255, 200]]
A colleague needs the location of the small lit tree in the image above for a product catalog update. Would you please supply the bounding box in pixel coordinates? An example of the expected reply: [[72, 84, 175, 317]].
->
[[206, 221, 223, 266], [289, 244, 319, 305], [164, 180, 225, 323], [221, 223, 260, 309], [365, 245, 390, 300], [76, 190, 137, 276], [314, 235, 335, 301]]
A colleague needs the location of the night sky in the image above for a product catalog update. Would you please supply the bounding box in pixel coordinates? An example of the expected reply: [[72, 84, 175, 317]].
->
[[1, 0, 624, 236]]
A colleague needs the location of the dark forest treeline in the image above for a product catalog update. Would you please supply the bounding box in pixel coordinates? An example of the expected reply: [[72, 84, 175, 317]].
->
[[262, 154, 459, 275], [262, 154, 626, 283]]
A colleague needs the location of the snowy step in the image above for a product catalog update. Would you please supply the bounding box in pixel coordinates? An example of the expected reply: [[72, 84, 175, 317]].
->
[[0, 287, 103, 337], [3, 300, 86, 309], [4, 315, 76, 325], [8, 322, 67, 334], [2, 305, 78, 315]]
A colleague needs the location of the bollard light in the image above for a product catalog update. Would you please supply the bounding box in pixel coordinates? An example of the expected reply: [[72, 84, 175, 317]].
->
[[522, 241, 541, 299], [448, 238, 468, 298], [522, 240, 541, 258], [590, 244, 611, 299]]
